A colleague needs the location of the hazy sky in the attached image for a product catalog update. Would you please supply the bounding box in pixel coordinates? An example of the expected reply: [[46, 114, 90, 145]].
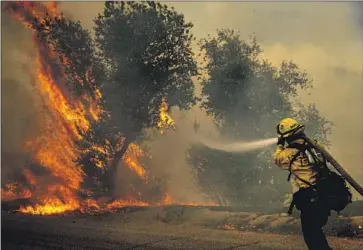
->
[[59, 2, 363, 181]]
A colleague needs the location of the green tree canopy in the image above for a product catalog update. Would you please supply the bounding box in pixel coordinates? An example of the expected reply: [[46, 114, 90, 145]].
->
[[94, 2, 198, 185], [94, 1, 197, 136]]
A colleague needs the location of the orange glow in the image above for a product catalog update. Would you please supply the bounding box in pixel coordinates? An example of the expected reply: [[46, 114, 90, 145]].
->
[[2, 1, 217, 215], [123, 143, 149, 181], [2, 1, 97, 214], [18, 197, 79, 215], [178, 200, 219, 206], [220, 223, 237, 230], [17, 182, 81, 215], [46, 2, 59, 16], [23, 169, 37, 186], [106, 199, 149, 210], [36, 69, 91, 138], [157, 98, 176, 134], [160, 192, 174, 205], [1, 183, 32, 201], [77, 198, 149, 214], [159, 192, 218, 206]]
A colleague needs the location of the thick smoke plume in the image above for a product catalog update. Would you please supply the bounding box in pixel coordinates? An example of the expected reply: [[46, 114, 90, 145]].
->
[[1, 9, 41, 184]]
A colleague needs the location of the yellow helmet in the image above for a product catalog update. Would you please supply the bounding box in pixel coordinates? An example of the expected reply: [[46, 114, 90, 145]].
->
[[277, 118, 305, 138]]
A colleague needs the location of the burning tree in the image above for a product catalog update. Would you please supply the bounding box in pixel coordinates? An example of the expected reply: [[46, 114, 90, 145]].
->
[[189, 30, 332, 207], [93, 1, 198, 192], [1, 1, 202, 214], [1, 1, 104, 214]]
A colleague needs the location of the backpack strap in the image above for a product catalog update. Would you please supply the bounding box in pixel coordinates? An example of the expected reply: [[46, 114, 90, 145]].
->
[[286, 150, 300, 181], [304, 141, 329, 176], [286, 142, 308, 182], [286, 139, 329, 188]]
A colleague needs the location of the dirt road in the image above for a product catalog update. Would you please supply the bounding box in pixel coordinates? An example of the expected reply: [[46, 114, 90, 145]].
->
[[2, 207, 363, 250]]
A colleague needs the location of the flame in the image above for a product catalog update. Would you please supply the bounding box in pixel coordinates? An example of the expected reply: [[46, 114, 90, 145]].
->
[[16, 170, 80, 215], [2, 2, 60, 23], [220, 223, 237, 230], [78, 198, 149, 215], [123, 143, 149, 181], [1, 183, 32, 201], [18, 193, 79, 215], [106, 198, 149, 210], [2, 1, 100, 214], [36, 64, 92, 138], [2, 2, 217, 215], [157, 98, 176, 134], [2, 2, 150, 214], [160, 192, 174, 205]]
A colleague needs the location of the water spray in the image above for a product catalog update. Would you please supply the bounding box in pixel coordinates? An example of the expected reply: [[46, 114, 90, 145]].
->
[[196, 137, 277, 153], [198, 134, 363, 197]]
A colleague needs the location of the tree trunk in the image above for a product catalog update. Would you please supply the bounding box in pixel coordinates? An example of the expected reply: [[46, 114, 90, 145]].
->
[[106, 136, 134, 197]]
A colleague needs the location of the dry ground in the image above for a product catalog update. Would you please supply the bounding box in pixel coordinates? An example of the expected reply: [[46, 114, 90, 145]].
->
[[2, 205, 363, 250]]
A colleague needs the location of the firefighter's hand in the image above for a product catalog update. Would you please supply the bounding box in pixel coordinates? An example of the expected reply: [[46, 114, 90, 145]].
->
[[277, 136, 285, 146]]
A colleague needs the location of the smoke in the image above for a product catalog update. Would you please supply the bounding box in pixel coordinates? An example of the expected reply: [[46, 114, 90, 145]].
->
[[1, 10, 41, 183], [350, 2, 363, 29], [166, 1, 363, 183], [56, 2, 363, 202], [3, 2, 360, 203], [51, 3, 363, 204], [143, 108, 218, 202]]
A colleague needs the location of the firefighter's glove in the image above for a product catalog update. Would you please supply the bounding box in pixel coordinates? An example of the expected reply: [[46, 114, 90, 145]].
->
[[277, 136, 285, 146]]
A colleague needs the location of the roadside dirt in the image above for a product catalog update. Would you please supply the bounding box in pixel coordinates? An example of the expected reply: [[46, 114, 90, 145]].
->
[[2, 205, 363, 250]]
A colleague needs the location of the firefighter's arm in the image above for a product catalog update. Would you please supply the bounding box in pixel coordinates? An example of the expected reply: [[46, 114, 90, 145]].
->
[[273, 145, 292, 170]]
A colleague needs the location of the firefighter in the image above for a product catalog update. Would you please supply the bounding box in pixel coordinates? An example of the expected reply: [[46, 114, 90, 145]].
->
[[273, 118, 333, 250]]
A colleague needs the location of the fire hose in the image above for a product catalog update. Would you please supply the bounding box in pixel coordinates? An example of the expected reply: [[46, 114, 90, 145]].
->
[[304, 136, 363, 197]]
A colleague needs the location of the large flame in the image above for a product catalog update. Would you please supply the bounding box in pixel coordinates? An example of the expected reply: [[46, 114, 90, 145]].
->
[[1, 2, 216, 215], [2, 1, 99, 214]]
